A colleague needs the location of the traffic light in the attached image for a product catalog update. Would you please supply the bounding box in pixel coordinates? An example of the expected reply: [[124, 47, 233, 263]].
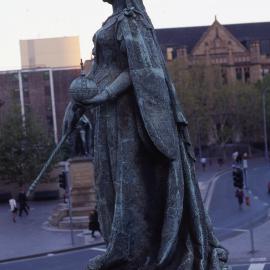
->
[[59, 172, 67, 190], [232, 168, 244, 189]]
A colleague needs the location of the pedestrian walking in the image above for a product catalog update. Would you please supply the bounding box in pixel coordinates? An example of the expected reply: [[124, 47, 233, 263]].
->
[[232, 151, 239, 163], [89, 209, 100, 238], [18, 188, 29, 217], [235, 189, 244, 209], [245, 195, 251, 206], [242, 153, 249, 189], [9, 196, 18, 223], [200, 157, 207, 171], [236, 152, 242, 164]]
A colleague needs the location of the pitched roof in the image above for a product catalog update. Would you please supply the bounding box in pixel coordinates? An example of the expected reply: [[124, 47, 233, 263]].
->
[[156, 21, 270, 53]]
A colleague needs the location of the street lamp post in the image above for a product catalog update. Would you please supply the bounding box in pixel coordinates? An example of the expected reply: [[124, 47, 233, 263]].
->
[[262, 88, 269, 161]]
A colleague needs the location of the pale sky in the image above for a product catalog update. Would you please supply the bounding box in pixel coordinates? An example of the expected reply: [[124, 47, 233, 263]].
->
[[0, 0, 269, 70]]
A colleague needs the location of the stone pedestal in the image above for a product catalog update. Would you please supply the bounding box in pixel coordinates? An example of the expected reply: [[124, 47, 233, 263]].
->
[[69, 157, 96, 209]]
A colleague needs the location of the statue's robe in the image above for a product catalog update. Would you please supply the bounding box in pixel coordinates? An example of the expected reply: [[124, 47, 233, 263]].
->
[[88, 7, 228, 270]]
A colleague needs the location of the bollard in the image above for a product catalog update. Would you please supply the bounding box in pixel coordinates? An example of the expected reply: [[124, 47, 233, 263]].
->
[[249, 227, 255, 254]]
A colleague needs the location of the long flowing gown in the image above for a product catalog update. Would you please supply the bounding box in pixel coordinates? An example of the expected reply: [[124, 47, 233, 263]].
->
[[88, 7, 229, 270]]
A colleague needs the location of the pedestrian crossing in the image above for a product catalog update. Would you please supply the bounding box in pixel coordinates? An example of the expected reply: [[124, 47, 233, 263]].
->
[[232, 263, 270, 270]]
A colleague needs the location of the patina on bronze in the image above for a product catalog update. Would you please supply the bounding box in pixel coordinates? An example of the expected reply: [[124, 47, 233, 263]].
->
[[66, 0, 229, 269]]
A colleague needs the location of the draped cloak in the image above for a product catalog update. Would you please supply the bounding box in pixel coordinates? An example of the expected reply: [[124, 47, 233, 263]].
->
[[87, 6, 229, 270]]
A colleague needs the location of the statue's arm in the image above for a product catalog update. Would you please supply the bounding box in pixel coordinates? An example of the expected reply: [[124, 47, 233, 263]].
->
[[105, 71, 131, 98]]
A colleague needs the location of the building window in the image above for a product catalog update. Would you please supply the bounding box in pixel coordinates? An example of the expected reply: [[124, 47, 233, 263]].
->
[[44, 85, 51, 96], [22, 73, 29, 83], [166, 48, 174, 61], [10, 73, 19, 83], [260, 40, 270, 56], [262, 68, 269, 77], [12, 90, 20, 99], [23, 88, 29, 97], [221, 68, 227, 84], [244, 67, 250, 82], [43, 71, 50, 81], [47, 115, 53, 127], [24, 104, 31, 114], [235, 67, 242, 81]]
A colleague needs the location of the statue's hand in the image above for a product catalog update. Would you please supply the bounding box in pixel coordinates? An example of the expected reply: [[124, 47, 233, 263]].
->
[[81, 89, 110, 106]]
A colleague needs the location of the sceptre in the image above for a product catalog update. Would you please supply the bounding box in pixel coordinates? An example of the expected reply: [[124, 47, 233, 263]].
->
[[26, 128, 73, 198]]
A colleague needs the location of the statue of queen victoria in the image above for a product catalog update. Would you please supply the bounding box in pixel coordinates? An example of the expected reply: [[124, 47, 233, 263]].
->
[[65, 0, 229, 269]]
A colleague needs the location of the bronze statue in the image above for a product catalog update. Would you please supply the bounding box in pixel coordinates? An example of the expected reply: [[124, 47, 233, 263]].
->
[[65, 0, 229, 269], [63, 104, 92, 157]]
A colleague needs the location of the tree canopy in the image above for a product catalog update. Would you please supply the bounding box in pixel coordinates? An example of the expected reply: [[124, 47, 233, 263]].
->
[[0, 102, 55, 186], [168, 60, 266, 155]]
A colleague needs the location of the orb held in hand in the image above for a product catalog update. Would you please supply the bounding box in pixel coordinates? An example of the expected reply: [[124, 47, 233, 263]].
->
[[69, 74, 98, 104]]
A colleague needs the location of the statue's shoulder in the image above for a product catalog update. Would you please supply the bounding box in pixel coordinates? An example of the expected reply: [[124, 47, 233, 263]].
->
[[117, 7, 153, 30], [116, 7, 153, 30]]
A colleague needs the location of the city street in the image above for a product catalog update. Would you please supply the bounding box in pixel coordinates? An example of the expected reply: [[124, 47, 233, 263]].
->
[[0, 158, 270, 268], [197, 158, 270, 238], [209, 166, 269, 238], [232, 263, 270, 270], [1, 245, 270, 270], [0, 247, 105, 270]]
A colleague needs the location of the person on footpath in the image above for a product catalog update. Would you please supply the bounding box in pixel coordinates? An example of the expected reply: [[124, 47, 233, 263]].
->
[[232, 151, 239, 163], [9, 195, 18, 223], [89, 209, 100, 238], [200, 157, 207, 171], [18, 188, 29, 217], [236, 152, 242, 164]]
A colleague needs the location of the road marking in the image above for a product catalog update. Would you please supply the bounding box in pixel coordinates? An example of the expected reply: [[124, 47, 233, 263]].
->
[[204, 170, 230, 211], [248, 263, 266, 270], [46, 253, 55, 257], [90, 247, 106, 252], [250, 258, 267, 263]]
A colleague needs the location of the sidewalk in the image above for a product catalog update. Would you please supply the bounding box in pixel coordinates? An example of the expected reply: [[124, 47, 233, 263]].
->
[[0, 201, 101, 261], [221, 211, 270, 263]]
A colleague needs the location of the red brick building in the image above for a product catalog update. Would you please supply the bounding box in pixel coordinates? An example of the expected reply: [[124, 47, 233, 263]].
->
[[0, 67, 80, 143]]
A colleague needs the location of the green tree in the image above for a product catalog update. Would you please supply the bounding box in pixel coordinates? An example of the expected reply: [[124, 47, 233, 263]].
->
[[167, 60, 262, 154], [0, 102, 55, 186]]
